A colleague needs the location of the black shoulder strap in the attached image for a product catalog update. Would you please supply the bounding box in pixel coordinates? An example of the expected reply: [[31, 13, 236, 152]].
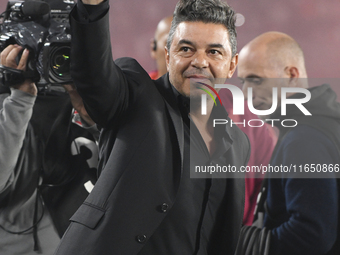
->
[[252, 178, 268, 223]]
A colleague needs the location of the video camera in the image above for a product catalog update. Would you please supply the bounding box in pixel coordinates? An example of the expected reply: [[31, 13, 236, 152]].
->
[[0, 0, 74, 87]]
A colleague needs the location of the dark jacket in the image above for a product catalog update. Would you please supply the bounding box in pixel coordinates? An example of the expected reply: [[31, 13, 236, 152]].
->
[[54, 6, 250, 255], [0, 89, 98, 254], [266, 84, 340, 255]]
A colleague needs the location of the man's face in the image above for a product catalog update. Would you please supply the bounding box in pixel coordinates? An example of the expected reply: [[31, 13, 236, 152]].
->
[[166, 21, 237, 98], [154, 32, 169, 76], [151, 18, 172, 77], [238, 48, 286, 112]]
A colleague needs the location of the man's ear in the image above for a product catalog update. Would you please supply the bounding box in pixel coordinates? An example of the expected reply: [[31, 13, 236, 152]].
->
[[150, 38, 157, 59], [228, 53, 238, 78], [284, 66, 300, 87], [285, 66, 300, 78], [165, 46, 170, 71]]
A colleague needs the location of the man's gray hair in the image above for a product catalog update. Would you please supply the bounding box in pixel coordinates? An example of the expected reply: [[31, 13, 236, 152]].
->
[[167, 0, 237, 57]]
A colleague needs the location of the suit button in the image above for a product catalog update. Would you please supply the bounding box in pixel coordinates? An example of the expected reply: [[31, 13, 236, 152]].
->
[[136, 235, 147, 243], [161, 203, 169, 213]]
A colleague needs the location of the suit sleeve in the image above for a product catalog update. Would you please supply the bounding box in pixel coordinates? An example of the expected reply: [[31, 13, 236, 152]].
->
[[70, 2, 130, 128], [0, 89, 36, 192]]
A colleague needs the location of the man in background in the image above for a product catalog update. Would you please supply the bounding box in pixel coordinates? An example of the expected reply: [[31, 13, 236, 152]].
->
[[149, 16, 173, 80], [238, 31, 339, 255]]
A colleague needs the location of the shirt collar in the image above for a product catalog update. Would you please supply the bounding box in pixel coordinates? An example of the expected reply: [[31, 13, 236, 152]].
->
[[170, 84, 233, 145]]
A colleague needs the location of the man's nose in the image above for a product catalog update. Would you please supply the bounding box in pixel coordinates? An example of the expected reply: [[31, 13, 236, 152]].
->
[[191, 51, 209, 69], [242, 83, 249, 101], [242, 83, 256, 102]]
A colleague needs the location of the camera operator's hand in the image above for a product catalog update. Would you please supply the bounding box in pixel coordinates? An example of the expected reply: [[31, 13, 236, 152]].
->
[[0, 45, 37, 96], [63, 84, 95, 126]]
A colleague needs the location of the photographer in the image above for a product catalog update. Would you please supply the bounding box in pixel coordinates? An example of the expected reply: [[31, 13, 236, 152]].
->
[[0, 44, 98, 254], [0, 0, 99, 253]]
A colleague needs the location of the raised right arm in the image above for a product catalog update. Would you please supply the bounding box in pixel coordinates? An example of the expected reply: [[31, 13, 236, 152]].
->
[[70, 0, 130, 128]]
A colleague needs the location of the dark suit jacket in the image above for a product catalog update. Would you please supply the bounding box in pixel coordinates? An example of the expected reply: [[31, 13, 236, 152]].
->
[[55, 8, 250, 255]]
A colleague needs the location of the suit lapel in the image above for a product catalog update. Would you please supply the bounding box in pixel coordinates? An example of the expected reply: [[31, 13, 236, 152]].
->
[[154, 74, 184, 174]]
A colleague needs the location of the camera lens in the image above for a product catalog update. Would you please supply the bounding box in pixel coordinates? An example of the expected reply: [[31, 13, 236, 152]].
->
[[50, 46, 70, 80]]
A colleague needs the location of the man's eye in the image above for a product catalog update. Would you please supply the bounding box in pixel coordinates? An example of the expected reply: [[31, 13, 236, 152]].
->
[[181, 47, 190, 52], [253, 78, 263, 85], [246, 78, 263, 85], [210, 49, 220, 55]]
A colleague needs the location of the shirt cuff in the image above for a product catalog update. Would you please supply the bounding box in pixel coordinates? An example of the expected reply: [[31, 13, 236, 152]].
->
[[10, 87, 36, 106]]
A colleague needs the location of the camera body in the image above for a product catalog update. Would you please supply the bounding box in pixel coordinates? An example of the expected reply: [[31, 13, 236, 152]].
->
[[0, 0, 74, 86]]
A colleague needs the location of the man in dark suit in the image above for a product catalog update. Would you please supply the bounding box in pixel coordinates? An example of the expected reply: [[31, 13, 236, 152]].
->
[[55, 0, 250, 254]]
